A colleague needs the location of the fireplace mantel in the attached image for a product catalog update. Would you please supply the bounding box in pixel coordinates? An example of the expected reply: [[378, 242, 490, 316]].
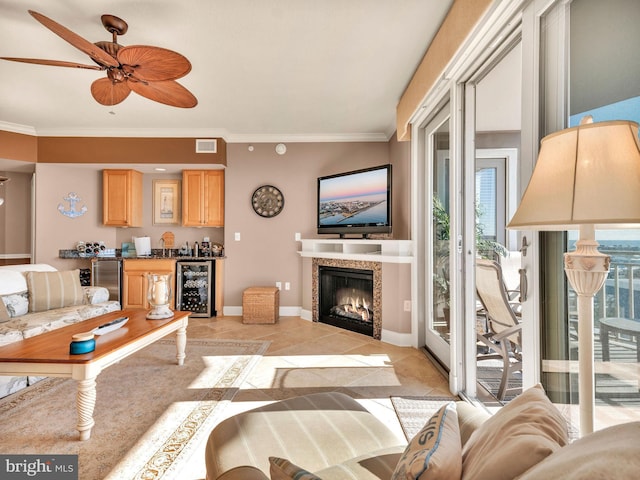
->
[[297, 238, 412, 263]]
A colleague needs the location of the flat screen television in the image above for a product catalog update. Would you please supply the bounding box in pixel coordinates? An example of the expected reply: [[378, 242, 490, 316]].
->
[[317, 164, 392, 237]]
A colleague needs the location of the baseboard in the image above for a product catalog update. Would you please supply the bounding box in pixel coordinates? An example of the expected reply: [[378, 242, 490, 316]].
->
[[223, 306, 303, 317], [222, 307, 414, 346], [381, 328, 416, 347]]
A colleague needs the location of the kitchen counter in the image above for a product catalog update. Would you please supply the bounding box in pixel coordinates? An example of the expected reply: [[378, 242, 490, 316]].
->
[[59, 249, 225, 261], [63, 251, 226, 316]]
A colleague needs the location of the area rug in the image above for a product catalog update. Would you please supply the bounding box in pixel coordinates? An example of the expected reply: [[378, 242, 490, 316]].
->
[[0, 338, 269, 480], [390, 395, 459, 441]]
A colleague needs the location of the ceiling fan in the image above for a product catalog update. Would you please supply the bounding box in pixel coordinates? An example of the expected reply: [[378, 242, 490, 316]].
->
[[1, 10, 197, 108]]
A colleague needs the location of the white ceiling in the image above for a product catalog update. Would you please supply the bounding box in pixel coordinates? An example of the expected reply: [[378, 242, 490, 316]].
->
[[0, 1, 453, 143]]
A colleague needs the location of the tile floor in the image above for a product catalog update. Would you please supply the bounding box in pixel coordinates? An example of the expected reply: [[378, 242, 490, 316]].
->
[[180, 315, 453, 478], [179, 314, 640, 478], [188, 314, 452, 439]]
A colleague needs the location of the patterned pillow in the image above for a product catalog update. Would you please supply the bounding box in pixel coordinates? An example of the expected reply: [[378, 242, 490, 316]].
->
[[83, 286, 110, 304], [269, 457, 322, 480], [392, 402, 462, 479], [1, 291, 29, 318], [25, 269, 85, 313]]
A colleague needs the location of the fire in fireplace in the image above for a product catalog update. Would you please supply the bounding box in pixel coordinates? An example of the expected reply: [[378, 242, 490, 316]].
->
[[319, 266, 374, 336]]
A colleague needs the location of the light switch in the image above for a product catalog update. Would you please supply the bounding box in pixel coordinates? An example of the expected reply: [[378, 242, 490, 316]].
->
[[234, 232, 241, 241]]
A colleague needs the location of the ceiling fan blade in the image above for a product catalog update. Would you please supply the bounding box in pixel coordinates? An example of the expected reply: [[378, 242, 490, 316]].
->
[[28, 10, 119, 68], [128, 79, 197, 108], [117, 46, 192, 81], [1, 57, 103, 70], [91, 77, 131, 106]]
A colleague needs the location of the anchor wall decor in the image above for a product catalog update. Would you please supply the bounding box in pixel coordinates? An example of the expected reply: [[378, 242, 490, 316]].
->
[[58, 192, 88, 218]]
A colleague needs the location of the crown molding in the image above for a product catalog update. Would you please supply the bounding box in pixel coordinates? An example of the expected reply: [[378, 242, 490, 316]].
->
[[0, 121, 37, 136], [0, 122, 394, 143], [225, 132, 391, 143], [32, 127, 232, 139]]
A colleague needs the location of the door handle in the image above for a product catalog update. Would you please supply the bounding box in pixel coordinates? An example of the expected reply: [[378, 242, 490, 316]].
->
[[520, 236, 530, 257], [518, 268, 528, 303]]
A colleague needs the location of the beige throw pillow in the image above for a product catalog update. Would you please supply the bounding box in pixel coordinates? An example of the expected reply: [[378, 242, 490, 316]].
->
[[25, 269, 85, 313], [0, 298, 10, 323], [461, 384, 568, 480], [269, 457, 322, 480], [392, 402, 462, 480], [517, 421, 640, 479]]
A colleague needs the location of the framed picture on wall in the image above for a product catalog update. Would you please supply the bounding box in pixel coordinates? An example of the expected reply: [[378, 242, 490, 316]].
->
[[153, 179, 181, 225]]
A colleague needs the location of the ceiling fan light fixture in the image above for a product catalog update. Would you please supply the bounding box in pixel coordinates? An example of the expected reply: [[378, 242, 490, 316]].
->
[[3, 10, 197, 109]]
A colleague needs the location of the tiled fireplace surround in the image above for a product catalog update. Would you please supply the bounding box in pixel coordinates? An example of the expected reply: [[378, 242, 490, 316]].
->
[[312, 258, 382, 339], [299, 238, 414, 345]]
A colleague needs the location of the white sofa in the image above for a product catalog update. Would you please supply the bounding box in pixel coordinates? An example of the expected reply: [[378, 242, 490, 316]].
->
[[205, 385, 640, 480], [0, 263, 120, 398]]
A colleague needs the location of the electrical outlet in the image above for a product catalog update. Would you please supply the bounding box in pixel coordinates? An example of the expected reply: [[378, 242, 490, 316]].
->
[[285, 282, 290, 290], [403, 300, 412, 312], [234, 232, 241, 241], [276, 282, 282, 290]]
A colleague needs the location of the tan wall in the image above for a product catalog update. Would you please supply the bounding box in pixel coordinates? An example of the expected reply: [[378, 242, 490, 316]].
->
[[33, 164, 114, 270], [0, 131, 37, 162], [0, 171, 31, 256], [37, 136, 227, 166], [14, 137, 410, 313], [32, 165, 225, 269], [382, 263, 412, 333], [223, 141, 411, 308], [389, 132, 411, 239]]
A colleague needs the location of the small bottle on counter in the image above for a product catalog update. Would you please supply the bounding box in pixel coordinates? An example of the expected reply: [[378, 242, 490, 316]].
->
[[194, 242, 199, 257]]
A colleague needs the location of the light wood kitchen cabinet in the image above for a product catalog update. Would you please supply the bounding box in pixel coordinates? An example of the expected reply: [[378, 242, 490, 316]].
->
[[182, 170, 225, 227], [122, 259, 176, 309], [103, 169, 143, 227]]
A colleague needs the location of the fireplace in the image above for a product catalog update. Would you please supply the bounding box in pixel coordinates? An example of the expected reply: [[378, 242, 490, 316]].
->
[[318, 266, 374, 336], [312, 258, 383, 339]]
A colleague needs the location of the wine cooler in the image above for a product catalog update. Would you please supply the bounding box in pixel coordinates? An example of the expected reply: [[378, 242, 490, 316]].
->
[[176, 261, 216, 317]]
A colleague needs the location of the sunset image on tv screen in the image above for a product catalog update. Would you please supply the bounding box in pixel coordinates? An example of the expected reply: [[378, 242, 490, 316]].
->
[[319, 168, 388, 226]]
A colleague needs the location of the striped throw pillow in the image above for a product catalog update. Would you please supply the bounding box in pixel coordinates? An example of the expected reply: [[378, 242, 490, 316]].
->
[[392, 402, 462, 479], [25, 269, 85, 313], [269, 457, 322, 480]]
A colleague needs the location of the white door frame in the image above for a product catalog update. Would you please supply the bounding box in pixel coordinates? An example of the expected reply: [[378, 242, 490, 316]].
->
[[409, 0, 563, 397]]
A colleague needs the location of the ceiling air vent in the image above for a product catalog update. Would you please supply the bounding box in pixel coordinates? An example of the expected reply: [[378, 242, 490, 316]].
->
[[195, 139, 217, 153]]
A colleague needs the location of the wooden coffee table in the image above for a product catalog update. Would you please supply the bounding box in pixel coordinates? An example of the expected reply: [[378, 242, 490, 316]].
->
[[0, 308, 189, 440]]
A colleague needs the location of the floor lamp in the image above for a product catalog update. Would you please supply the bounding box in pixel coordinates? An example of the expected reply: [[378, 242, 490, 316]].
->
[[508, 116, 640, 436]]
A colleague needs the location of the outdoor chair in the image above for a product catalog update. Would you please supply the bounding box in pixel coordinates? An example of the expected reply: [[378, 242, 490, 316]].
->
[[476, 258, 523, 401]]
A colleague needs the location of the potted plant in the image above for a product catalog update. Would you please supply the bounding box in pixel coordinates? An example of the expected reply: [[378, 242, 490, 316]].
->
[[433, 195, 507, 323]]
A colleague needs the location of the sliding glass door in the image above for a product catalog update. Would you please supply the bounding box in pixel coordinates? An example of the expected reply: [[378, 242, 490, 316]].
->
[[424, 106, 452, 367], [541, 0, 640, 432]]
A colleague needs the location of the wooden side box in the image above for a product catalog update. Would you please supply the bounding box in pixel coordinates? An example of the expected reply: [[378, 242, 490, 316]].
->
[[243, 287, 279, 324]]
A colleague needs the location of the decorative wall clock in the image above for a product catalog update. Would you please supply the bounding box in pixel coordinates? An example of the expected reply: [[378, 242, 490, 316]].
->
[[251, 185, 284, 218]]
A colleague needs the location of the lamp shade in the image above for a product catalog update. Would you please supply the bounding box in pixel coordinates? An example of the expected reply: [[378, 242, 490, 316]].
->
[[508, 118, 640, 230]]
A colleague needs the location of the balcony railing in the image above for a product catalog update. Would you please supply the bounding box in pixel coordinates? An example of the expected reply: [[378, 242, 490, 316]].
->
[[569, 250, 640, 348], [597, 260, 640, 321]]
